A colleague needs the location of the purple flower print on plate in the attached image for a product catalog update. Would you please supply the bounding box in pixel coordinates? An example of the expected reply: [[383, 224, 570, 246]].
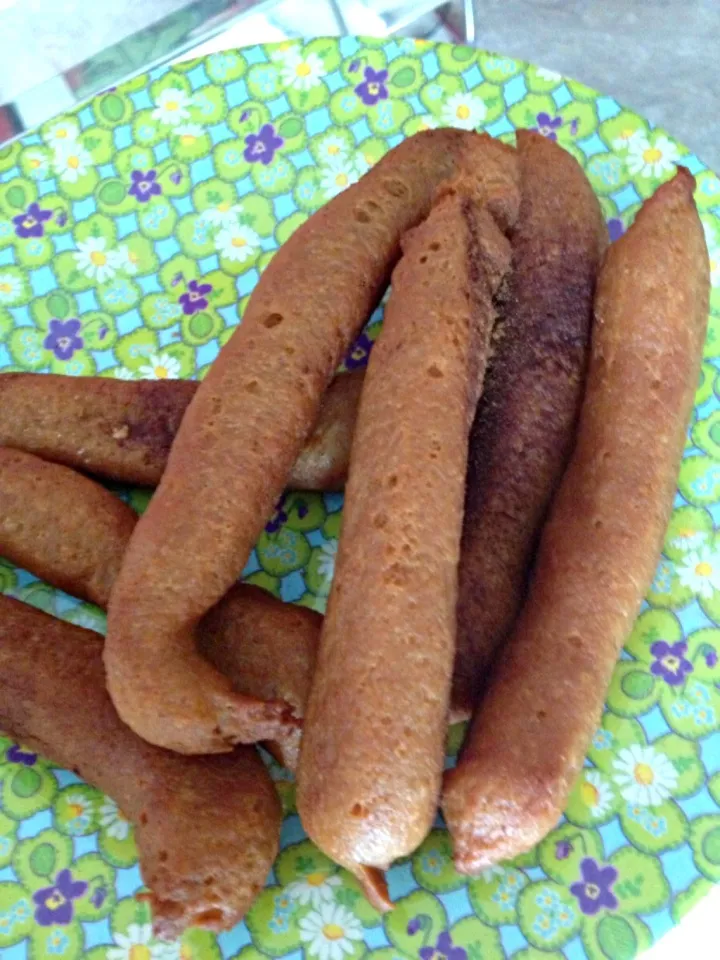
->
[[344, 331, 373, 370], [33, 869, 87, 926], [43, 318, 83, 361], [570, 857, 618, 916], [244, 124, 283, 166], [7, 743, 37, 765], [89, 883, 108, 909], [129, 168, 161, 202], [534, 112, 563, 140], [179, 279, 213, 315], [555, 839, 573, 860], [650, 639, 693, 686], [355, 66, 389, 106], [607, 218, 625, 243], [419, 931, 468, 960], [265, 495, 288, 534], [13, 202, 52, 239]]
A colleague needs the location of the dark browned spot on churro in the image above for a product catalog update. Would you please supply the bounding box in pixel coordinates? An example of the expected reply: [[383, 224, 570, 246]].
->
[[351, 802, 369, 818], [193, 908, 224, 926], [263, 313, 283, 329], [384, 178, 408, 198], [245, 380, 259, 394], [427, 364, 443, 378]]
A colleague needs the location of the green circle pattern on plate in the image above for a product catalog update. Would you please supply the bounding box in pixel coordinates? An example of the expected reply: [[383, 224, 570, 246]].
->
[[1, 34, 720, 960]]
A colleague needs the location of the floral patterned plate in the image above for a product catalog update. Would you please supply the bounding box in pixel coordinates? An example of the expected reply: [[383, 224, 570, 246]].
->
[[1, 34, 720, 960]]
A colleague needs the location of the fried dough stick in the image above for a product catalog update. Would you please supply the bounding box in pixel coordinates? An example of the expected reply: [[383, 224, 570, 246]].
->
[[452, 130, 607, 714], [298, 182, 515, 908], [443, 168, 709, 873], [0, 449, 470, 769], [0, 594, 281, 939], [104, 130, 519, 754], [0, 370, 364, 491], [0, 447, 135, 606], [0, 449, 305, 752]]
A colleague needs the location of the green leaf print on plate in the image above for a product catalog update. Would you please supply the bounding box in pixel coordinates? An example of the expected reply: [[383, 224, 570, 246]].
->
[[580, 913, 652, 960], [12, 830, 73, 892], [0, 34, 720, 960], [1, 759, 58, 820]]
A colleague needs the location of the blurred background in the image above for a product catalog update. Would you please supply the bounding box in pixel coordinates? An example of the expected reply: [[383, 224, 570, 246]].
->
[[1, 0, 719, 165]]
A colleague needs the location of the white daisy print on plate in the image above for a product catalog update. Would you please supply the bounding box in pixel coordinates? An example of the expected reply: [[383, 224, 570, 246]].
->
[[109, 244, 141, 276], [317, 133, 350, 162], [710, 253, 720, 289], [578, 769, 614, 817], [612, 127, 646, 152], [287, 871, 342, 908], [299, 902, 363, 960], [277, 49, 326, 91], [676, 545, 720, 597], [441, 91, 487, 130], [53, 141, 92, 183], [416, 114, 439, 132], [612, 743, 678, 806], [24, 149, 52, 179], [138, 352, 182, 380], [44, 118, 80, 148], [99, 798, 130, 840], [535, 66, 562, 83], [215, 223, 261, 263], [0, 272, 23, 304], [626, 134, 680, 178], [319, 156, 360, 199], [107, 923, 171, 960], [173, 122, 205, 146], [200, 201, 245, 229], [62, 791, 94, 832], [317, 539, 338, 586], [152, 87, 192, 126], [73, 237, 116, 283], [670, 527, 708, 552], [114, 367, 136, 380]]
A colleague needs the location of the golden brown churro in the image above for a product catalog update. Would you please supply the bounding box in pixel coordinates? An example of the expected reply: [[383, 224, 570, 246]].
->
[[297, 180, 515, 905], [0, 450, 471, 768], [452, 130, 607, 714], [104, 130, 517, 754], [0, 594, 281, 939], [0, 450, 305, 754], [0, 371, 363, 491], [443, 168, 709, 873], [0, 447, 135, 607]]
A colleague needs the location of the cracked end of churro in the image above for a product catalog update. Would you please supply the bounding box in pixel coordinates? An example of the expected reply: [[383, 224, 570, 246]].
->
[[218, 692, 302, 746], [143, 889, 252, 941]]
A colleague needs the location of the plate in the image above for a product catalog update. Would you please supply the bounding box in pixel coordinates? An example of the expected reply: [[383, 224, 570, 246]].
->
[[1, 35, 720, 960]]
